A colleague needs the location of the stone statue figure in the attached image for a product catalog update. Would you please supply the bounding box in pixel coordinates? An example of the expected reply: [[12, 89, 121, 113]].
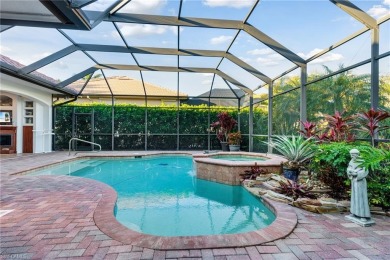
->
[[346, 148, 371, 222]]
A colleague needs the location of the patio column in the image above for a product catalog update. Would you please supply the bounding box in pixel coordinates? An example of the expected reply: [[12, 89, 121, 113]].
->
[[371, 27, 379, 110], [268, 81, 273, 153], [300, 65, 307, 126], [249, 94, 253, 152]]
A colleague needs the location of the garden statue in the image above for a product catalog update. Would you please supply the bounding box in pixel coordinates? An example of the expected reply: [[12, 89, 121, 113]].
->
[[345, 148, 375, 226]]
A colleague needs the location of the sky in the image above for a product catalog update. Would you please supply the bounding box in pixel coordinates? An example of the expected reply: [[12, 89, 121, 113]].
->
[[0, 0, 389, 96]]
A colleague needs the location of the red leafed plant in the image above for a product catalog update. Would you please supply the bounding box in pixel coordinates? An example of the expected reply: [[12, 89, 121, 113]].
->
[[356, 108, 390, 146], [210, 112, 237, 142], [323, 111, 355, 142], [240, 163, 268, 180], [276, 179, 317, 201], [299, 121, 319, 138]]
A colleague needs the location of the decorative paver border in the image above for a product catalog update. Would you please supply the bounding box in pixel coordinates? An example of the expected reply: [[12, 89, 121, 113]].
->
[[93, 179, 297, 250]]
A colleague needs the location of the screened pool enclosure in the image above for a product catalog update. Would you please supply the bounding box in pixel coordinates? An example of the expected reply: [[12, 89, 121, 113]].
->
[[1, 0, 389, 152]]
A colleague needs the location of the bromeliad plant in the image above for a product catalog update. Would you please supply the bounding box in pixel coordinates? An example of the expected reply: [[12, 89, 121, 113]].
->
[[240, 163, 268, 180], [275, 179, 317, 201], [266, 135, 317, 170]]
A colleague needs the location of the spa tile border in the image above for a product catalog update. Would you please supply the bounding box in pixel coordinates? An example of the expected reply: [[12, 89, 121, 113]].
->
[[193, 152, 286, 167], [93, 178, 297, 250]]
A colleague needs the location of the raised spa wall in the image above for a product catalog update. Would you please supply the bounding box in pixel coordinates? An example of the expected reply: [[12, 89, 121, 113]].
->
[[193, 152, 286, 185]]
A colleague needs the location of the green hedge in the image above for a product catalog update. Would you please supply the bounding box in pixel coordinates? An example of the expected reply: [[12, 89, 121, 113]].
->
[[54, 103, 268, 151]]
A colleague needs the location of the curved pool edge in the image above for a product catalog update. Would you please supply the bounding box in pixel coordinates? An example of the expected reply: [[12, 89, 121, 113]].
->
[[93, 178, 297, 250]]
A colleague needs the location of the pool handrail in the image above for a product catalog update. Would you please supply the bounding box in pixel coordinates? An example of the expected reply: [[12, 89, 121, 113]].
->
[[69, 138, 101, 156]]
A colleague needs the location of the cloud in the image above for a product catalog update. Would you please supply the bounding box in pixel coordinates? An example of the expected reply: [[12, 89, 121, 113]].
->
[[256, 57, 278, 66], [247, 48, 273, 56], [32, 52, 52, 60], [0, 45, 12, 54], [298, 48, 324, 59], [267, 53, 285, 61], [298, 48, 344, 64], [384, 0, 390, 6], [54, 61, 68, 69], [240, 57, 252, 63], [201, 73, 213, 77], [202, 79, 212, 85], [367, 5, 390, 18], [120, 0, 167, 14], [118, 24, 175, 37], [202, 0, 255, 9], [210, 35, 233, 45]]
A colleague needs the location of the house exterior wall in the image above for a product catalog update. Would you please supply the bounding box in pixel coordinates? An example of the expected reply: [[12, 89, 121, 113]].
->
[[0, 73, 54, 153]]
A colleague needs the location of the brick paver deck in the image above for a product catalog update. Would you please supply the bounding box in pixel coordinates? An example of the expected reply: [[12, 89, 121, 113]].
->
[[1, 152, 389, 259]]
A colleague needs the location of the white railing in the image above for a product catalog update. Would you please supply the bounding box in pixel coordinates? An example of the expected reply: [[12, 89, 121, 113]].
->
[[68, 138, 101, 156]]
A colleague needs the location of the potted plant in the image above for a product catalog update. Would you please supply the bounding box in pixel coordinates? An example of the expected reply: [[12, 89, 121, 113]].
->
[[210, 112, 237, 151], [228, 131, 241, 151], [266, 135, 317, 182]]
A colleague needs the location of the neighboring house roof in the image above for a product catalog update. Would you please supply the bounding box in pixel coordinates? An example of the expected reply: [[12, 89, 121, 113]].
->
[[183, 88, 245, 106], [65, 76, 188, 98], [0, 54, 59, 85], [197, 88, 246, 98]]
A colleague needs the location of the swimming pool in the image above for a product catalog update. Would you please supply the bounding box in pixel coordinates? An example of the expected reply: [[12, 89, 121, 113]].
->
[[30, 155, 275, 237]]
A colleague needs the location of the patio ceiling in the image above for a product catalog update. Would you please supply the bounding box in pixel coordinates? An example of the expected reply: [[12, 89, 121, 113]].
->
[[0, 0, 389, 100]]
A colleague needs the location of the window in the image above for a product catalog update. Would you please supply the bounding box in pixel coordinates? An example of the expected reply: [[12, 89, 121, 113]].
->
[[24, 101, 34, 125]]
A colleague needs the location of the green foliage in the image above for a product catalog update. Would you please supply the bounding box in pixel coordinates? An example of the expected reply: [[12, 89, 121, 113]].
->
[[310, 141, 390, 208], [310, 142, 369, 199], [266, 135, 317, 169], [53, 103, 263, 151]]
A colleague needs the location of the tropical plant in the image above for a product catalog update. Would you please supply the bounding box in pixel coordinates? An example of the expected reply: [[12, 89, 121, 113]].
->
[[323, 111, 355, 142], [275, 179, 317, 201], [306, 65, 371, 122], [299, 120, 319, 138], [240, 163, 268, 180], [356, 108, 390, 146], [266, 135, 317, 170], [210, 111, 237, 143], [228, 131, 241, 145]]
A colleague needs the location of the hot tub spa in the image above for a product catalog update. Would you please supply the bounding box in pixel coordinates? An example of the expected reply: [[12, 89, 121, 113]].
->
[[193, 152, 286, 185]]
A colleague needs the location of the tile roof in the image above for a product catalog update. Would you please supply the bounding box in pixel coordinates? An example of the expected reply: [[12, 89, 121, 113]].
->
[[66, 76, 188, 97], [0, 54, 59, 85]]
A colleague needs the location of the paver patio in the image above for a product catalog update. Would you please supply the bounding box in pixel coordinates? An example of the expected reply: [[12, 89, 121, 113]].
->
[[1, 152, 389, 259]]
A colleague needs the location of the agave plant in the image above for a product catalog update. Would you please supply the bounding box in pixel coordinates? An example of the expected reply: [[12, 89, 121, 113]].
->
[[266, 135, 317, 170]]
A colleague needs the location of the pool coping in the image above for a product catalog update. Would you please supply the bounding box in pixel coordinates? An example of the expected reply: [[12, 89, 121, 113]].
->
[[93, 179, 297, 250], [193, 152, 286, 167], [10, 152, 195, 176]]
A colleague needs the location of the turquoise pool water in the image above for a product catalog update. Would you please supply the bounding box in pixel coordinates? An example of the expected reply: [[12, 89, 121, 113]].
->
[[30, 156, 275, 236], [211, 155, 266, 162]]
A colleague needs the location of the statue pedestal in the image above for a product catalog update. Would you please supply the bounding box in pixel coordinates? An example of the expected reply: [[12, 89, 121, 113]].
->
[[345, 214, 375, 227]]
